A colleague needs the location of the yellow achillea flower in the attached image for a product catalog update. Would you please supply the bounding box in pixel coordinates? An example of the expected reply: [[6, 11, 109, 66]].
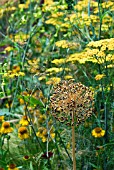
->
[[66, 51, 89, 64], [64, 75, 73, 80], [95, 74, 106, 80], [5, 46, 14, 52], [1, 122, 13, 134], [92, 127, 105, 138], [55, 40, 79, 49], [51, 58, 65, 65], [18, 0, 30, 9], [46, 67, 63, 73], [18, 127, 29, 140], [46, 77, 61, 85], [51, 12, 64, 18], [38, 76, 46, 81], [8, 164, 19, 170], [107, 64, 114, 68], [44, 0, 53, 5], [18, 4, 28, 9], [18, 72, 25, 76], [45, 18, 62, 26], [46, 67, 70, 74], [9, 32, 29, 45], [3, 65, 25, 78], [19, 116, 29, 126]]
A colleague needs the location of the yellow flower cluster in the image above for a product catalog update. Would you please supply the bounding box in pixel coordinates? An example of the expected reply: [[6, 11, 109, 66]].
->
[[5, 46, 14, 52], [55, 40, 79, 49], [51, 12, 64, 18], [95, 74, 106, 81], [27, 58, 40, 74], [43, 1, 68, 28], [0, 3, 16, 19], [42, 1, 67, 12], [51, 58, 66, 65], [66, 38, 114, 65], [64, 75, 73, 80], [43, 0, 114, 38], [87, 38, 114, 64], [3, 66, 25, 78], [46, 67, 62, 73], [44, 0, 54, 5], [46, 77, 61, 85], [87, 38, 114, 49], [73, 0, 114, 35], [45, 18, 62, 26], [18, 0, 30, 9], [66, 51, 89, 64], [36, 126, 55, 142], [9, 32, 29, 45], [46, 67, 70, 74]]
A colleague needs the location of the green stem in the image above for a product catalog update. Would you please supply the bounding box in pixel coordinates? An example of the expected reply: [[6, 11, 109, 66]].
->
[[56, 131, 72, 163], [98, 0, 102, 40]]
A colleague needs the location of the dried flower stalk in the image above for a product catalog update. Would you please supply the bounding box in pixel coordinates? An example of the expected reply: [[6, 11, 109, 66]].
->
[[50, 80, 94, 170]]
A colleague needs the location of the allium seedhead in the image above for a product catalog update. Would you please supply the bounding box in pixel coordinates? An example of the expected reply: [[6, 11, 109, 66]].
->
[[50, 80, 94, 126]]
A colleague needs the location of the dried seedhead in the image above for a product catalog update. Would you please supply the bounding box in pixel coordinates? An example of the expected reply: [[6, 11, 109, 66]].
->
[[50, 80, 94, 126]]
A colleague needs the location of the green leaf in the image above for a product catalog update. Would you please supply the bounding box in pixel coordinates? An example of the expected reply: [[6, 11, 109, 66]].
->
[[89, 162, 100, 169], [1, 150, 8, 161], [101, 10, 112, 20], [30, 161, 34, 170], [0, 109, 11, 116], [23, 96, 44, 107]]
